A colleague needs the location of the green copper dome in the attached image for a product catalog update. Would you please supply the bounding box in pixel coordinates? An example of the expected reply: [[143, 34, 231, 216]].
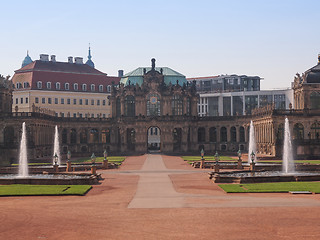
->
[[120, 67, 187, 86], [22, 51, 33, 68]]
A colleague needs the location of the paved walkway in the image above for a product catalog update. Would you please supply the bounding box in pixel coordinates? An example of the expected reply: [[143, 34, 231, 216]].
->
[[116, 154, 320, 209]]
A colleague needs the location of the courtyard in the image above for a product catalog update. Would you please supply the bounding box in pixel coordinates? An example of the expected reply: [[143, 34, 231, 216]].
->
[[1, 154, 320, 239]]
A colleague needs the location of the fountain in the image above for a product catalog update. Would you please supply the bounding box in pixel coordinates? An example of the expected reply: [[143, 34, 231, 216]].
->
[[248, 120, 256, 163], [282, 117, 295, 174], [0, 122, 99, 185], [53, 125, 61, 165], [18, 122, 29, 177], [209, 118, 320, 183]]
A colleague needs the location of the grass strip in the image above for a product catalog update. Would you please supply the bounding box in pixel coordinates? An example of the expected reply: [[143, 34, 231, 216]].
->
[[0, 185, 92, 196], [72, 156, 126, 164], [219, 182, 320, 193], [181, 156, 235, 162]]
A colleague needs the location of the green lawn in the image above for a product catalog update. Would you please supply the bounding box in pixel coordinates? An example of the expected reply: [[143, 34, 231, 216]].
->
[[11, 163, 53, 166], [0, 184, 92, 196], [72, 156, 126, 164], [219, 182, 320, 193], [181, 155, 235, 164]]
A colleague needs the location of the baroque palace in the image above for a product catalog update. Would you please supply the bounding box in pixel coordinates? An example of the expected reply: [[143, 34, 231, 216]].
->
[[1, 54, 320, 164]]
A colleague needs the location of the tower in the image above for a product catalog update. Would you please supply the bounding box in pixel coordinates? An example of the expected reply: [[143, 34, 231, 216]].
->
[[21, 51, 33, 68], [85, 44, 95, 68]]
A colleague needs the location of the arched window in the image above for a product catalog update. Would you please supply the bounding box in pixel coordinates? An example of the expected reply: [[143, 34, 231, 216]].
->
[[80, 130, 87, 144], [172, 95, 183, 115], [70, 129, 77, 144], [99, 85, 103, 92], [23, 82, 29, 88], [220, 127, 227, 142], [3, 126, 14, 147], [65, 83, 69, 90], [90, 84, 95, 91], [310, 122, 320, 140], [82, 84, 87, 91], [74, 83, 78, 91], [89, 129, 99, 143], [230, 126, 237, 142], [102, 129, 111, 144], [56, 82, 60, 90], [198, 127, 205, 143], [209, 127, 217, 142], [293, 123, 304, 140], [277, 123, 284, 140], [62, 129, 67, 144], [310, 92, 320, 109], [125, 95, 135, 117], [37, 81, 42, 89], [47, 82, 51, 89], [127, 128, 135, 151], [147, 93, 160, 116], [239, 126, 245, 142], [107, 85, 111, 93]]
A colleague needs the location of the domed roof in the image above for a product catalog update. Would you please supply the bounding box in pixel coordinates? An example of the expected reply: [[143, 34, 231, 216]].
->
[[21, 51, 33, 68], [85, 46, 95, 68], [305, 55, 320, 83], [120, 67, 187, 86]]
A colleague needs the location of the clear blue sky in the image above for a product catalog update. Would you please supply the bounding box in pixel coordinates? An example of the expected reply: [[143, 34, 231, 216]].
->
[[0, 0, 319, 89]]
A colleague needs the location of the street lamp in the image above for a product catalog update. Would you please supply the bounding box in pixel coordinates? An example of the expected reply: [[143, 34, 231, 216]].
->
[[237, 150, 242, 161], [67, 150, 71, 162], [91, 153, 96, 165], [214, 151, 220, 164], [103, 150, 108, 160], [53, 153, 58, 166], [250, 151, 255, 163]]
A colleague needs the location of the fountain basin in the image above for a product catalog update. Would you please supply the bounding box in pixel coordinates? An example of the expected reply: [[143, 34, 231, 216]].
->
[[209, 170, 320, 183], [0, 173, 99, 185]]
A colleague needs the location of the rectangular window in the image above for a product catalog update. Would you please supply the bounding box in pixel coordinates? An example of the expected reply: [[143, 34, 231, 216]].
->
[[73, 113, 77, 118], [79, 113, 83, 118], [97, 100, 100, 106], [55, 98, 58, 104], [42, 98, 45, 104], [20, 98, 23, 104], [25, 97, 28, 104], [48, 98, 52, 104], [85, 99, 88, 105], [91, 114, 94, 118], [233, 96, 243, 116], [103, 114, 106, 118], [102, 100, 106, 106], [16, 98, 18, 104], [223, 97, 231, 116], [73, 99, 77, 105], [67, 98, 71, 104], [60, 112, 64, 117], [91, 99, 94, 105], [35, 97, 39, 104], [61, 98, 64, 104], [80, 99, 83, 105]]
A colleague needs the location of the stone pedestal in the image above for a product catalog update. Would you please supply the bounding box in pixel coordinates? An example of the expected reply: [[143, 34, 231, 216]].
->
[[214, 163, 220, 173], [250, 162, 256, 172], [200, 158, 205, 169], [91, 165, 97, 175], [53, 165, 59, 173], [103, 159, 109, 169], [237, 159, 243, 169], [67, 161, 72, 172]]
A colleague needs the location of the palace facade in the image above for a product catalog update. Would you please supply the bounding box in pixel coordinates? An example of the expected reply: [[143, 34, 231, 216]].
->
[[1, 56, 320, 164]]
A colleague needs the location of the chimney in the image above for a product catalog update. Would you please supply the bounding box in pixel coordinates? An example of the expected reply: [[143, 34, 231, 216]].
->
[[68, 56, 73, 63], [50, 55, 56, 62], [40, 54, 49, 61], [74, 57, 83, 64], [118, 70, 124, 77]]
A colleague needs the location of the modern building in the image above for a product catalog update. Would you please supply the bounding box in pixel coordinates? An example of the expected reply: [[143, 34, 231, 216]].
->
[[11, 50, 120, 118], [187, 75, 293, 116]]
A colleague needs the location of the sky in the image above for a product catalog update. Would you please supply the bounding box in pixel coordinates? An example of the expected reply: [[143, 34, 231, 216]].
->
[[0, 0, 319, 90]]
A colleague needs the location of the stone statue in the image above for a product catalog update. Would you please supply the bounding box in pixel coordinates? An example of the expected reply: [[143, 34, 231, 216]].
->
[[151, 58, 156, 71]]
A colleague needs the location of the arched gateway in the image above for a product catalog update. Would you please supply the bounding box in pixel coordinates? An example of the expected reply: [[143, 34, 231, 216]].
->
[[147, 127, 161, 152]]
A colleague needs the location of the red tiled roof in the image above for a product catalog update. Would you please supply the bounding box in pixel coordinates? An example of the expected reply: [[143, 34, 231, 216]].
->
[[186, 76, 219, 80], [12, 60, 120, 93]]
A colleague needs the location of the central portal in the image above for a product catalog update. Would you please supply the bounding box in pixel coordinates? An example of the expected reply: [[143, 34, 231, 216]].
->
[[147, 127, 161, 152]]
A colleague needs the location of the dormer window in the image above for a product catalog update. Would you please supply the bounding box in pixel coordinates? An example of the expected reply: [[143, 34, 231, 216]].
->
[[107, 85, 111, 93], [82, 84, 87, 91], [47, 82, 51, 89], [74, 83, 78, 91], [99, 85, 103, 92], [23, 82, 29, 88], [56, 82, 60, 90], [37, 81, 42, 89], [91, 84, 95, 91], [65, 83, 69, 90]]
